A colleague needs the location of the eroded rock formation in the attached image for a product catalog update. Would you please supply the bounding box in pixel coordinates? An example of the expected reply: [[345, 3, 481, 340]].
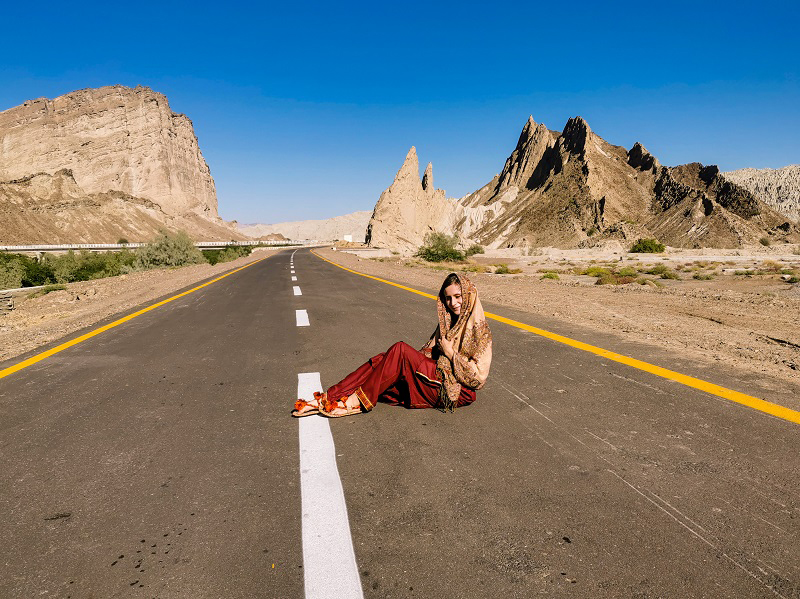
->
[[0, 170, 240, 244], [723, 165, 800, 222], [0, 85, 240, 242], [365, 147, 453, 252], [367, 116, 797, 252]]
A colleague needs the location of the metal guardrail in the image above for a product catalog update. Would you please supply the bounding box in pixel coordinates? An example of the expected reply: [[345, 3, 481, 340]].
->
[[0, 240, 308, 252]]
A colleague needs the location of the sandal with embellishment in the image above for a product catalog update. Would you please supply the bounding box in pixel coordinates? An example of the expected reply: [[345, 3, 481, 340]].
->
[[319, 394, 364, 418], [291, 391, 325, 417]]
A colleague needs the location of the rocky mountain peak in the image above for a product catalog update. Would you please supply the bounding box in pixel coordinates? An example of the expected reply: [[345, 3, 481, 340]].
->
[[497, 116, 557, 191], [366, 114, 797, 253], [422, 162, 434, 193], [561, 116, 592, 154], [627, 142, 661, 172]]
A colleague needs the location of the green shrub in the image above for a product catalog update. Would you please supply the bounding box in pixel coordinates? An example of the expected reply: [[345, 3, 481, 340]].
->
[[134, 231, 205, 269], [630, 238, 665, 253], [787, 276, 800, 284], [465, 244, 484, 257], [540, 272, 559, 280], [582, 266, 612, 277], [693, 273, 715, 280], [416, 232, 465, 262], [618, 266, 638, 277], [202, 245, 252, 265], [644, 264, 669, 276], [43, 249, 137, 283], [660, 269, 680, 280], [463, 263, 489, 273], [595, 273, 637, 285], [759, 237, 771, 247], [117, 238, 130, 245], [0, 252, 57, 286], [494, 264, 521, 274], [586, 226, 597, 237], [0, 258, 25, 289]]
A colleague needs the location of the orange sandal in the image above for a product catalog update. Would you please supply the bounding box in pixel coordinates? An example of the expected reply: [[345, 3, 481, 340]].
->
[[319, 395, 364, 418], [291, 392, 325, 418]]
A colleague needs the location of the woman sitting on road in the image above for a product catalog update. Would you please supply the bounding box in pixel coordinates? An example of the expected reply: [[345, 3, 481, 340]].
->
[[292, 272, 493, 417]]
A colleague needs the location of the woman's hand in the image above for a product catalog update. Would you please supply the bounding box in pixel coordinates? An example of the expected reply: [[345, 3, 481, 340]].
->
[[438, 335, 455, 360]]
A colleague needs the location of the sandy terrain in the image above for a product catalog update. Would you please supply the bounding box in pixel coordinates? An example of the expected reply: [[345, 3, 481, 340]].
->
[[321, 246, 800, 396], [0, 248, 279, 363]]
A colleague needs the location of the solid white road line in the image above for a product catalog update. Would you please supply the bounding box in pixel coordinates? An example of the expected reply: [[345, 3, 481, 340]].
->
[[292, 276, 298, 281], [294, 286, 302, 296], [296, 310, 310, 327], [297, 373, 364, 599]]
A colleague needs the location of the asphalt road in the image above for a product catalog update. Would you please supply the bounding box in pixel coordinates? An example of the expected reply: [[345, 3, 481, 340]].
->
[[1, 248, 798, 598]]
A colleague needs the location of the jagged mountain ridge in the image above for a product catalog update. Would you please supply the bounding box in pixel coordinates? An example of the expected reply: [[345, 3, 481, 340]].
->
[[722, 165, 800, 222], [367, 116, 797, 251], [0, 85, 242, 242]]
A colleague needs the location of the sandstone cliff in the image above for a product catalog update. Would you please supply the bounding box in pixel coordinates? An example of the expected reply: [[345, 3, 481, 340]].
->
[[238, 211, 371, 241], [365, 147, 455, 252], [722, 165, 800, 222], [0, 85, 241, 242], [367, 117, 797, 251]]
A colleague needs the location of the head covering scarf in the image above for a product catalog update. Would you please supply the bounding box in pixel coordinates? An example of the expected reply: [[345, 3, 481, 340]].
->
[[435, 273, 493, 411]]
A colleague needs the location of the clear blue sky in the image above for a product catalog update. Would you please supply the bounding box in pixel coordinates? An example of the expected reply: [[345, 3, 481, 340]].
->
[[1, 1, 797, 224]]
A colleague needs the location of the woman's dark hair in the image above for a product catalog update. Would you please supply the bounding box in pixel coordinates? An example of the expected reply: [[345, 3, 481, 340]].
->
[[439, 273, 461, 300]]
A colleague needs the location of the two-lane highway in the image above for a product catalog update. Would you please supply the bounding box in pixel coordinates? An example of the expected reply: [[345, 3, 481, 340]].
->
[[1, 248, 798, 598]]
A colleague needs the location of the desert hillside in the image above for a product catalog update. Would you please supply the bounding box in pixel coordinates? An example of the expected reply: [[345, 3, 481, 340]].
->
[[723, 165, 800, 222], [0, 85, 243, 242], [367, 117, 798, 253]]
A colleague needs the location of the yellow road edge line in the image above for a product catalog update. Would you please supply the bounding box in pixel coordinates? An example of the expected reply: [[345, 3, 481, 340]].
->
[[311, 249, 800, 426], [0, 254, 273, 380]]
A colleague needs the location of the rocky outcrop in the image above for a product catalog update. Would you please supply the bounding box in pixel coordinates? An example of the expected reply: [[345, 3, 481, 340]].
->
[[0, 85, 218, 218], [0, 85, 242, 242], [238, 211, 371, 242], [366, 147, 454, 252], [367, 116, 797, 251], [0, 170, 239, 244], [722, 165, 800, 222]]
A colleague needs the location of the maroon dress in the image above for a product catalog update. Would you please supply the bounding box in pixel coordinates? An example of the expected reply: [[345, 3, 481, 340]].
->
[[325, 341, 477, 411]]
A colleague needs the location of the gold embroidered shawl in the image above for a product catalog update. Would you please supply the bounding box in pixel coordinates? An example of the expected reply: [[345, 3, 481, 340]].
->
[[428, 273, 492, 411]]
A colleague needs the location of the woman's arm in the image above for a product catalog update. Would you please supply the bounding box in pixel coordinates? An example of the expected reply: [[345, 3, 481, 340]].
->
[[420, 326, 440, 358]]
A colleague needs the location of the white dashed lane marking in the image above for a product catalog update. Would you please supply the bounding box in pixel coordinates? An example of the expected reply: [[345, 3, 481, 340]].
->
[[296, 310, 310, 327], [292, 276, 298, 281], [294, 286, 302, 296], [297, 373, 364, 599]]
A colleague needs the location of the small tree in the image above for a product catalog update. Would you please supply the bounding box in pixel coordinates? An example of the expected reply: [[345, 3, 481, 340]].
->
[[630, 238, 665, 253], [465, 244, 484, 257], [416, 232, 465, 262]]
